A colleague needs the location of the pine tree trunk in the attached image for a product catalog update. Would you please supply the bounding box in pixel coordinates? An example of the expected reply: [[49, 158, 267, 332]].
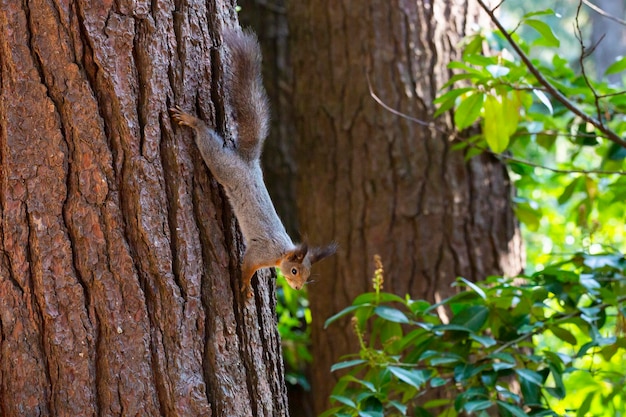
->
[[0, 1, 288, 416], [287, 0, 524, 413]]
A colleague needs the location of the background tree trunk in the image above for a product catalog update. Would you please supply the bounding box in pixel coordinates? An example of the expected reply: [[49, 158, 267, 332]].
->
[[589, 0, 626, 84], [0, 1, 288, 416], [287, 0, 524, 414]]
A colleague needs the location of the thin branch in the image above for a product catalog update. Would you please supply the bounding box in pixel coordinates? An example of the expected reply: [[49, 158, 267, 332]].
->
[[366, 80, 626, 176], [495, 151, 625, 175], [475, 0, 626, 149], [583, 0, 626, 26], [492, 294, 626, 355], [366, 72, 436, 130], [574, 0, 605, 130]]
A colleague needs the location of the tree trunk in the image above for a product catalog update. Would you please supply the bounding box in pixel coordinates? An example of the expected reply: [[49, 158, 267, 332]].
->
[[0, 1, 288, 416], [589, 0, 626, 84], [287, 0, 524, 414]]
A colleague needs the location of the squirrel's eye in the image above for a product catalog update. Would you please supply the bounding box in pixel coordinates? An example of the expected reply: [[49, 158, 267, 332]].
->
[[291, 268, 298, 275]]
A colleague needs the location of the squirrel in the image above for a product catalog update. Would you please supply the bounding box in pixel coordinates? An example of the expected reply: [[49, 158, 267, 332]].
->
[[170, 29, 337, 297]]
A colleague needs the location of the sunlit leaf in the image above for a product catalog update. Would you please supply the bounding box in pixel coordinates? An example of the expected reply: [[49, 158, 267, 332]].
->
[[388, 366, 430, 389], [523, 9, 556, 18], [483, 94, 510, 153], [577, 392, 595, 417], [605, 56, 626, 75], [486, 64, 510, 77], [457, 277, 487, 299], [533, 89, 553, 114]]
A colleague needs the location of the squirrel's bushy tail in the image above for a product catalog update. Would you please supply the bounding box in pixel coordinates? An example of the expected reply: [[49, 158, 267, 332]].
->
[[223, 29, 270, 161]]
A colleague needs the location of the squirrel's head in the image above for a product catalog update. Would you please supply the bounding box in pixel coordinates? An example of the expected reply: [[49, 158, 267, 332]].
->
[[279, 242, 338, 290]]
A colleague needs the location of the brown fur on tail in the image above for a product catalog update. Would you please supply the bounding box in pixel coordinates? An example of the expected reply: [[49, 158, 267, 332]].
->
[[223, 29, 270, 162]]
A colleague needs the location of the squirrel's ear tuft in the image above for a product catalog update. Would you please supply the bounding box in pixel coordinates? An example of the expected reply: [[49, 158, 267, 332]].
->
[[308, 242, 338, 265], [287, 243, 308, 263]]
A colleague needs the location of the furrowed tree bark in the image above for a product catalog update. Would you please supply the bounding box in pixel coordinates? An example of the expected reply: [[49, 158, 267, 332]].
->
[[0, 1, 288, 416], [287, 0, 524, 413]]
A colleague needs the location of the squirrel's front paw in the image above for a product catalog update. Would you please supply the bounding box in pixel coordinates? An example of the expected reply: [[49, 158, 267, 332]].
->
[[169, 106, 197, 127]]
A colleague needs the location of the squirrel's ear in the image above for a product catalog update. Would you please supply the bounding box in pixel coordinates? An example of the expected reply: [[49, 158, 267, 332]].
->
[[308, 242, 338, 265], [287, 243, 308, 263]]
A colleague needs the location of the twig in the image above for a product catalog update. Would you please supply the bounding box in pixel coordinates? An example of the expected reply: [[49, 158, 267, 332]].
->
[[492, 294, 626, 355], [366, 78, 626, 175], [475, 0, 626, 149], [583, 0, 626, 26], [574, 0, 605, 131]]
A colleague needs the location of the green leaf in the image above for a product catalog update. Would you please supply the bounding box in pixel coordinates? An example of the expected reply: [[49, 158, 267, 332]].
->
[[548, 364, 565, 399], [577, 392, 595, 417], [330, 395, 357, 408], [493, 361, 516, 372], [386, 400, 407, 415], [374, 305, 410, 323], [434, 87, 475, 118], [523, 9, 556, 18], [388, 366, 430, 389], [503, 92, 522, 137], [454, 92, 485, 130], [557, 176, 583, 205], [470, 333, 497, 347], [548, 326, 577, 345], [525, 19, 560, 47], [607, 142, 626, 160], [343, 375, 376, 392], [497, 401, 529, 417], [324, 305, 363, 328], [330, 359, 367, 372], [457, 277, 487, 299], [353, 292, 406, 306], [515, 369, 544, 386], [464, 400, 493, 413], [605, 56, 626, 75], [483, 94, 510, 153], [430, 377, 448, 387], [358, 412, 383, 417], [450, 305, 489, 332], [514, 201, 542, 231]]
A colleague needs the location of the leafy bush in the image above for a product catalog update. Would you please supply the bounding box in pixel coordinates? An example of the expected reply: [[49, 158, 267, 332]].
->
[[322, 254, 626, 417], [434, 7, 626, 266]]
